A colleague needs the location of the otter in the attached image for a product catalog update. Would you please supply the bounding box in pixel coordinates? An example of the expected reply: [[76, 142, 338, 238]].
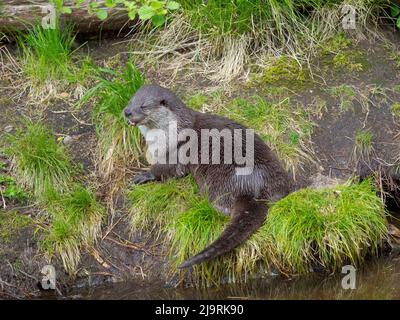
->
[[124, 84, 292, 268]]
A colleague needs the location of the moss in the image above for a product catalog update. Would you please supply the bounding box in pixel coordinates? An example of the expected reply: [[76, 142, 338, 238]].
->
[[319, 33, 368, 72], [0, 211, 32, 243], [256, 56, 308, 87], [129, 176, 387, 285]]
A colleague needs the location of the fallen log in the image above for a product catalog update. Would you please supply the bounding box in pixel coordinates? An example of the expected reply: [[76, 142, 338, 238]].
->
[[0, 0, 134, 33]]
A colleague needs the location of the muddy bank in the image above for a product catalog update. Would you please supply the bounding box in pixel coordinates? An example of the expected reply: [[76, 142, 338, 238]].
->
[[1, 30, 400, 299]]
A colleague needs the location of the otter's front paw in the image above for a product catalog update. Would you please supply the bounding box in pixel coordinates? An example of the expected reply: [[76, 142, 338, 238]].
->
[[132, 171, 156, 185]]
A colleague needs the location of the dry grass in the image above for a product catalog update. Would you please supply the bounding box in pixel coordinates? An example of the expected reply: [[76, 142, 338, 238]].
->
[[128, 1, 386, 83]]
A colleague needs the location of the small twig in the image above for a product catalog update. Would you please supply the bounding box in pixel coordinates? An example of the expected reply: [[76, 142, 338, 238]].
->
[[50, 110, 93, 126], [106, 235, 152, 255], [102, 217, 122, 240], [18, 269, 38, 282], [88, 247, 111, 269]]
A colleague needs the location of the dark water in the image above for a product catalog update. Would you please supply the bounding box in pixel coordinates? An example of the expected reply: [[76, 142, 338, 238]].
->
[[68, 256, 400, 300]]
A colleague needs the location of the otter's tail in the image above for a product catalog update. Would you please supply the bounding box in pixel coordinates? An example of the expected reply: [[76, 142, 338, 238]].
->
[[178, 196, 267, 269]]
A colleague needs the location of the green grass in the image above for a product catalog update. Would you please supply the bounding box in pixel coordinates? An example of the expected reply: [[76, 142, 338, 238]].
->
[[17, 24, 94, 88], [178, 0, 298, 36], [42, 185, 105, 274], [127, 175, 198, 237], [353, 129, 374, 160], [185, 93, 208, 111], [79, 59, 145, 177], [4, 122, 104, 274], [263, 179, 387, 274], [5, 122, 75, 199], [128, 177, 387, 285]]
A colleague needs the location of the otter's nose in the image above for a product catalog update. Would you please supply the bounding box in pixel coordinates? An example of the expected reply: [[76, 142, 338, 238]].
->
[[124, 108, 132, 118]]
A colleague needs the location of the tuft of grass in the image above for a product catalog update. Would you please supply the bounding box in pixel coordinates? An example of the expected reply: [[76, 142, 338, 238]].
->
[[17, 24, 92, 88], [42, 185, 104, 275], [79, 59, 145, 178], [221, 96, 315, 175], [263, 179, 387, 274], [185, 93, 208, 111], [353, 129, 374, 160], [129, 177, 387, 285], [127, 175, 197, 238], [5, 122, 75, 199]]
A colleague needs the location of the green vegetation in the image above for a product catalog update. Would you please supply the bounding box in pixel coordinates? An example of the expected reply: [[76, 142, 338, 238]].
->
[[146, 0, 384, 81], [5, 121, 104, 275], [353, 129, 374, 160], [0, 174, 29, 203], [319, 33, 366, 72], [42, 185, 104, 274], [17, 24, 92, 87], [186, 93, 208, 111], [127, 175, 197, 237], [390, 3, 400, 29], [79, 59, 145, 177], [326, 85, 356, 112], [55, 0, 180, 26], [5, 122, 75, 199], [128, 177, 387, 284], [263, 180, 387, 274], [391, 103, 400, 118], [257, 56, 307, 86]]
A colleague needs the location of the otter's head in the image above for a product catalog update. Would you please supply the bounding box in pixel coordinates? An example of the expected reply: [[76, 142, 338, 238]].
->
[[124, 84, 191, 130]]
